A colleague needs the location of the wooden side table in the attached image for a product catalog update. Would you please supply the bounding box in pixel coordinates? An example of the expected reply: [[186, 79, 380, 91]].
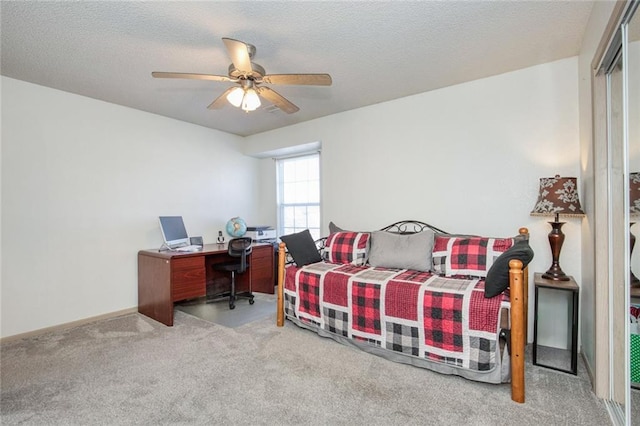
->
[[533, 273, 579, 375]]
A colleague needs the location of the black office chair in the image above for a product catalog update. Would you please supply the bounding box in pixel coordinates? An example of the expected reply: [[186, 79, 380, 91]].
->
[[208, 237, 255, 310]]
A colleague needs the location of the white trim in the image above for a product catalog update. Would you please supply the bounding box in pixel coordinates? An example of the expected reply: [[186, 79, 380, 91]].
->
[[247, 140, 321, 159], [0, 308, 138, 344], [276, 153, 322, 238]]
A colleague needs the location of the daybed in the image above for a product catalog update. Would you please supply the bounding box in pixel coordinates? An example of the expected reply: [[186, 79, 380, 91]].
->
[[276, 221, 532, 403]]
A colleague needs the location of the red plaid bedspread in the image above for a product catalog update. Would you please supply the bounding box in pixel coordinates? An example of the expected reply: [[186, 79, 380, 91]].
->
[[284, 263, 509, 372]]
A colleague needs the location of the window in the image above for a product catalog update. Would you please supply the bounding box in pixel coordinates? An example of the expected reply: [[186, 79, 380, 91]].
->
[[276, 153, 321, 240]]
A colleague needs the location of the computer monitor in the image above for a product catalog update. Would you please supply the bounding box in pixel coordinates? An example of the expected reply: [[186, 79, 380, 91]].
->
[[158, 216, 189, 248]]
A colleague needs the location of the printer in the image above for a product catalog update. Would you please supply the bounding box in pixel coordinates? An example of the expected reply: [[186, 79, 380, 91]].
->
[[246, 226, 276, 242]]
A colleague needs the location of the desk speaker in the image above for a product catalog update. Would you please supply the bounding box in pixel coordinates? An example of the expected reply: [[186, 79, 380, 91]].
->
[[190, 236, 203, 246]]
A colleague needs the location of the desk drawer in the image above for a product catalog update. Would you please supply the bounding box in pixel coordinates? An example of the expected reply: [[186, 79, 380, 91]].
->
[[171, 256, 205, 301], [252, 265, 272, 281], [252, 245, 273, 260], [250, 245, 274, 294]]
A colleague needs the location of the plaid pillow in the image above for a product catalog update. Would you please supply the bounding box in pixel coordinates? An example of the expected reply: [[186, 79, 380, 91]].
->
[[323, 231, 370, 266], [432, 235, 514, 277]]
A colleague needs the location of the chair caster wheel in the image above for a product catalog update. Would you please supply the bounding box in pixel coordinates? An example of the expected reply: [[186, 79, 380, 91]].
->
[[229, 304, 235, 310], [249, 298, 255, 305]]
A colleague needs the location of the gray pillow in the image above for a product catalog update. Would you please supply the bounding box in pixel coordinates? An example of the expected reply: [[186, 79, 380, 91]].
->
[[328, 221, 344, 234], [329, 221, 366, 234], [368, 230, 435, 271]]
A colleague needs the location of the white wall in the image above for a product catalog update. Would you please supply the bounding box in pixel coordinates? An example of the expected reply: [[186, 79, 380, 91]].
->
[[1, 77, 260, 338], [1, 56, 585, 347], [244, 57, 581, 347]]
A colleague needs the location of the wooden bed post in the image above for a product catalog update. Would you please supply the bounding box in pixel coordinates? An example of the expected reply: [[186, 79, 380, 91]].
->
[[277, 242, 286, 327], [509, 258, 525, 403], [519, 227, 529, 342]]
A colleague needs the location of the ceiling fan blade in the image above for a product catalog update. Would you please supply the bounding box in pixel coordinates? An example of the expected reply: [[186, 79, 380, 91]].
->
[[261, 74, 332, 86], [207, 87, 236, 110], [152, 72, 235, 83], [222, 38, 253, 75], [257, 86, 299, 114]]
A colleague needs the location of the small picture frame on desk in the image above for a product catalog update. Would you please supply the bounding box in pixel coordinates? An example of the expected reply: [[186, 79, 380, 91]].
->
[[190, 236, 203, 247]]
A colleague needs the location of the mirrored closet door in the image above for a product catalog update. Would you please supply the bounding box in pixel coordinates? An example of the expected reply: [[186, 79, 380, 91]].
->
[[596, 0, 640, 425], [628, 2, 639, 422], [595, 1, 639, 424], [606, 47, 627, 422]]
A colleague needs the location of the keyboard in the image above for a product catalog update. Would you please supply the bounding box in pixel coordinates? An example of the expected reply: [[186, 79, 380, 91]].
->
[[174, 245, 202, 252]]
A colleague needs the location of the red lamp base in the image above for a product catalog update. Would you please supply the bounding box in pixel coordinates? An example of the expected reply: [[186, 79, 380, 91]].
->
[[543, 219, 571, 281], [631, 225, 640, 285], [542, 269, 570, 281]]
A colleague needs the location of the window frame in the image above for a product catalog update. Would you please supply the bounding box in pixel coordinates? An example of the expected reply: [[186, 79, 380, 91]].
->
[[275, 152, 321, 240]]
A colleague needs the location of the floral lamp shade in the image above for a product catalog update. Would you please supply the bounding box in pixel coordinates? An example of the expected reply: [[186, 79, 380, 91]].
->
[[530, 175, 584, 281], [630, 172, 640, 215], [530, 175, 585, 218]]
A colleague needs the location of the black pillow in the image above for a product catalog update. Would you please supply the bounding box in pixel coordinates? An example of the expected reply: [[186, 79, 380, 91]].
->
[[484, 239, 534, 298], [280, 229, 322, 267]]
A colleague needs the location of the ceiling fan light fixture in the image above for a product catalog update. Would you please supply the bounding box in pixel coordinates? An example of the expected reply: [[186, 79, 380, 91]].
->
[[153, 38, 331, 115], [241, 88, 261, 112], [226, 86, 244, 107]]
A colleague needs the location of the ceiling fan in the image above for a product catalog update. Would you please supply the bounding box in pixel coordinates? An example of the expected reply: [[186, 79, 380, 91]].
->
[[152, 38, 332, 114]]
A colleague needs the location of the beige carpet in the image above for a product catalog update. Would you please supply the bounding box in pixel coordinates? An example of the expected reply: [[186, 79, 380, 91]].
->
[[1, 310, 613, 425]]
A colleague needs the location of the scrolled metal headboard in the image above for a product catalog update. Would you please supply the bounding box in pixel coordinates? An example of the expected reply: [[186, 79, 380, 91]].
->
[[378, 220, 448, 235], [282, 220, 448, 265]]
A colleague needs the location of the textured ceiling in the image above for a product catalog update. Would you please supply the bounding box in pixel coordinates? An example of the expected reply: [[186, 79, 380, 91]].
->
[[1, 1, 595, 137]]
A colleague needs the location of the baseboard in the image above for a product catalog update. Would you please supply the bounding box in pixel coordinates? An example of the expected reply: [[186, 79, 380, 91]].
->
[[581, 346, 596, 390], [0, 307, 139, 344]]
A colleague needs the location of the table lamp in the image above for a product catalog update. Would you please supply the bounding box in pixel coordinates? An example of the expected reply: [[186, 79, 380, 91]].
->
[[531, 175, 585, 281], [629, 172, 640, 285]]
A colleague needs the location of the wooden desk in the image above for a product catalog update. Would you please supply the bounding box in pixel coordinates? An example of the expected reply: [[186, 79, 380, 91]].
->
[[138, 242, 274, 326]]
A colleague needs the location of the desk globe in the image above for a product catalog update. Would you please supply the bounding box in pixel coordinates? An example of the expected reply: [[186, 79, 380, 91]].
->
[[226, 217, 247, 238]]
